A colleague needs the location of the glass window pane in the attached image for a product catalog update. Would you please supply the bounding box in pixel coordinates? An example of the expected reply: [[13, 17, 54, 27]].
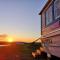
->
[[46, 5, 53, 26], [54, 0, 60, 20]]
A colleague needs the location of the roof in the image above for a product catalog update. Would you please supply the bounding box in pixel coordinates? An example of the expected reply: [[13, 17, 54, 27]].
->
[[39, 0, 52, 15]]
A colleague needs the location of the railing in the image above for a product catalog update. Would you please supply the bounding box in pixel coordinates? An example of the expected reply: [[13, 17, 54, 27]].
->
[[30, 37, 48, 60]]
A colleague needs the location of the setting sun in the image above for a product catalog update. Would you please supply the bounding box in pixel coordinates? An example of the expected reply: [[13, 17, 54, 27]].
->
[[6, 36, 14, 42]]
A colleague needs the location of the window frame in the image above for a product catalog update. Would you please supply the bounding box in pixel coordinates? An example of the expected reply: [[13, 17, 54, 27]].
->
[[54, 0, 60, 21], [45, 3, 53, 27], [42, 0, 60, 27]]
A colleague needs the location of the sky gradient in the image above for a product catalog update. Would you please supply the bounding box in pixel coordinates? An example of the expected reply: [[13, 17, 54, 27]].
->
[[0, 0, 47, 42]]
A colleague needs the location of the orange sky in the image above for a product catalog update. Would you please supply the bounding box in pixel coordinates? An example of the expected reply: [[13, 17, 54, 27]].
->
[[15, 37, 36, 42], [0, 34, 37, 42]]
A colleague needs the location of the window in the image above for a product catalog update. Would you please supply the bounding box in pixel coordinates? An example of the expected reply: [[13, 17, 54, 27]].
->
[[54, 0, 60, 20], [45, 5, 53, 26]]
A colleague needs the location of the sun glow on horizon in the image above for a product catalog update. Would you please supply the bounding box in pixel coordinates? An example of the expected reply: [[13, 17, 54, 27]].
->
[[0, 34, 38, 42], [6, 36, 14, 42]]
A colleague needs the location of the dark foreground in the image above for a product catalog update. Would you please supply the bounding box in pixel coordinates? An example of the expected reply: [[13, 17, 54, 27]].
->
[[0, 42, 33, 60], [0, 42, 60, 60]]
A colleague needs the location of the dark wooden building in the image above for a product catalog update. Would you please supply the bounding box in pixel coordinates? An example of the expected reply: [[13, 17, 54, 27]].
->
[[39, 0, 60, 58]]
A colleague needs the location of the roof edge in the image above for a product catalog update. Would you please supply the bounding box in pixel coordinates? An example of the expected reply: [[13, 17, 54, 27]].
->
[[39, 0, 52, 15]]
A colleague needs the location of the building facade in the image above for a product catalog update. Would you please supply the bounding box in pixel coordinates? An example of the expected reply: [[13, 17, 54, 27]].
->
[[39, 0, 60, 58]]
